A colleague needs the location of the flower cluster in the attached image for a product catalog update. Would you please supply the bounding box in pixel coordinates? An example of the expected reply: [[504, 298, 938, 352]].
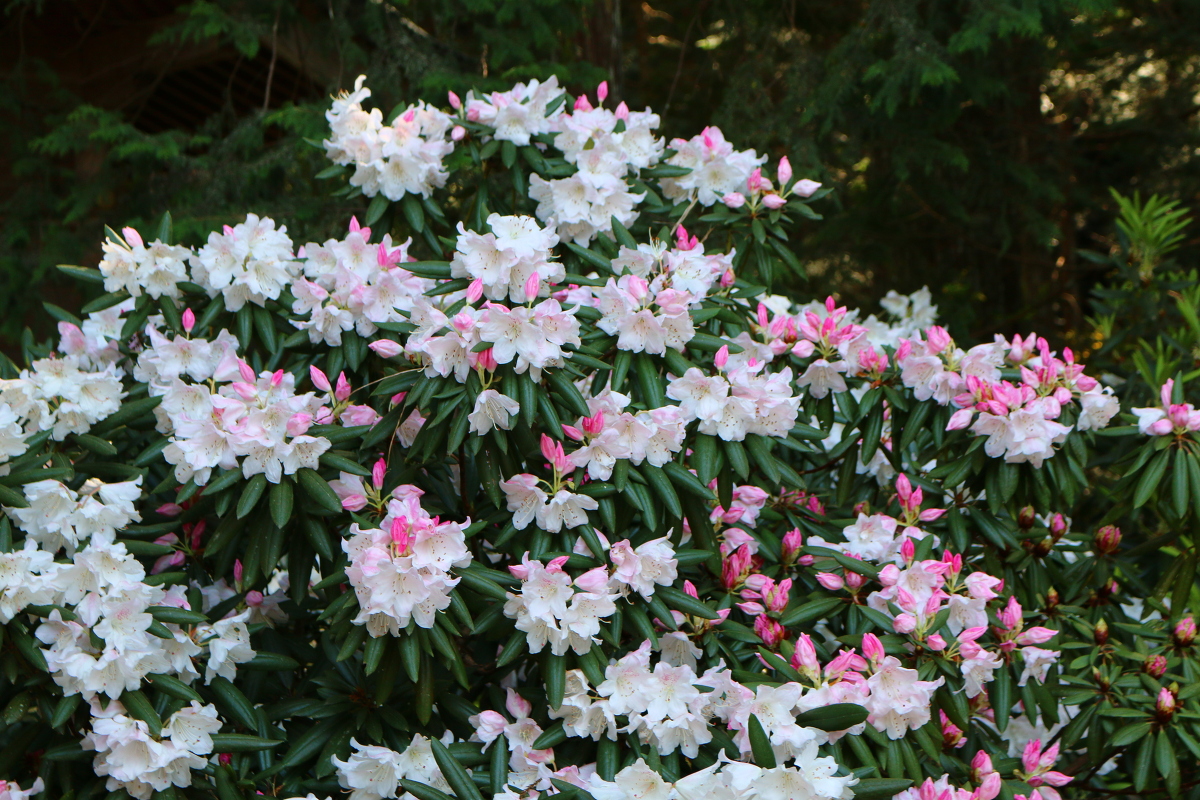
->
[[1133, 378, 1200, 436], [565, 390, 687, 479], [0, 470, 254, 798], [896, 329, 1118, 466], [139, 329, 331, 485], [402, 283, 582, 383], [293, 218, 432, 345], [190, 214, 300, 312], [667, 352, 801, 441], [332, 734, 454, 800], [660, 126, 766, 206], [463, 76, 563, 146], [343, 482, 472, 634], [587, 234, 733, 355], [530, 85, 660, 245], [0, 353, 124, 445], [502, 553, 616, 655], [98, 227, 190, 299], [449, 213, 563, 302], [325, 75, 454, 201], [83, 698, 223, 800]]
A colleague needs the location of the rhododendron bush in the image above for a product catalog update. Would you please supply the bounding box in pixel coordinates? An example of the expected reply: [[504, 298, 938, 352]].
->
[[0, 75, 1198, 800]]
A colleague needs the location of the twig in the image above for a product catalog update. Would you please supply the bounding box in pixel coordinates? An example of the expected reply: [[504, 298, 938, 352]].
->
[[262, 5, 282, 112]]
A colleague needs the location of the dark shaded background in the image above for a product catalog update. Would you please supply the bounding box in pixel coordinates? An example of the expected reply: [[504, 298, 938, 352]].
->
[[4, 0, 1200, 352]]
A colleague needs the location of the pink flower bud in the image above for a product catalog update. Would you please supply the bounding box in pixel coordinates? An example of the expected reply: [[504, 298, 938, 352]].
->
[[286, 412, 313, 437], [122, 226, 144, 248], [1049, 513, 1068, 541], [615, 101, 629, 120], [999, 596, 1022, 630], [946, 408, 974, 431], [970, 750, 994, 778], [371, 458, 387, 490], [816, 572, 844, 591], [562, 424, 583, 441], [368, 339, 403, 358], [926, 633, 947, 651], [1174, 616, 1196, 646], [1016, 627, 1057, 645], [1157, 687, 1177, 718], [467, 277, 484, 303], [341, 494, 367, 512], [157, 502, 183, 517], [230, 381, 257, 401], [737, 600, 765, 616], [845, 570, 867, 590], [974, 772, 1001, 800], [541, 434, 557, 466], [573, 94, 592, 112], [546, 555, 570, 572], [238, 360, 256, 383], [893, 613, 917, 633], [448, 91, 461, 110], [762, 193, 787, 209], [722, 192, 746, 208], [575, 566, 609, 593], [477, 347, 497, 372], [926, 325, 951, 355], [187, 521, 205, 550], [675, 224, 699, 250], [503, 688, 532, 719], [1021, 740, 1043, 775], [683, 580, 699, 599], [219, 753, 232, 766], [791, 633, 820, 673], [766, 578, 792, 613], [1144, 654, 1167, 677], [451, 125, 466, 141], [335, 372, 352, 402], [754, 615, 786, 648], [234, 559, 244, 584], [597, 80, 609, 103], [861, 632, 885, 664], [524, 271, 540, 300], [793, 179, 822, 198], [720, 269, 735, 288], [781, 528, 803, 564], [582, 410, 605, 436], [246, 590, 264, 607], [900, 537, 915, 564], [1094, 524, 1121, 555], [714, 345, 729, 369], [177, 308, 195, 334], [310, 365, 332, 392], [341, 404, 381, 427], [390, 516, 411, 552], [777, 156, 793, 187]]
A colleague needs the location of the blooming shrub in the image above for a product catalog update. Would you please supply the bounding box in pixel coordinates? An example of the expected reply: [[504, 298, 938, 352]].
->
[[0, 75, 1197, 800]]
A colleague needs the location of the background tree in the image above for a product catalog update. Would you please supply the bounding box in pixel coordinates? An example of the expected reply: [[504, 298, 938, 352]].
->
[[5, 0, 1200, 350]]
